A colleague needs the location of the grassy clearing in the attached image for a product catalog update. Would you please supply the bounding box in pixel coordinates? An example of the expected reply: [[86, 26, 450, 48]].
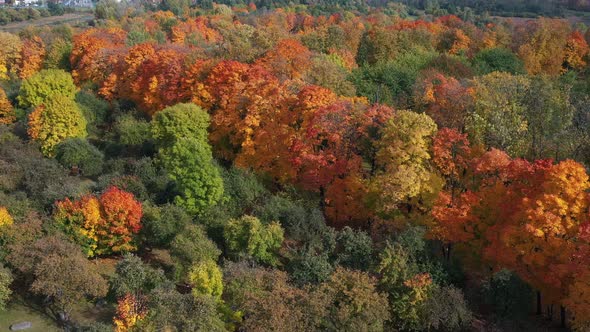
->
[[0, 302, 60, 332]]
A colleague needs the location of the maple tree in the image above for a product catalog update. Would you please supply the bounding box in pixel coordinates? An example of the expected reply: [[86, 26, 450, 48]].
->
[[255, 39, 313, 81], [53, 186, 143, 257], [564, 30, 590, 71]]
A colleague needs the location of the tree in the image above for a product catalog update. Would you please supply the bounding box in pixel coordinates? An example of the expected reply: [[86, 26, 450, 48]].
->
[[422, 285, 473, 331], [564, 31, 590, 71], [0, 32, 22, 80], [516, 18, 570, 75], [110, 254, 165, 299], [18, 36, 46, 79], [466, 72, 530, 156], [141, 204, 190, 247], [0, 264, 12, 311], [55, 138, 104, 176], [157, 137, 223, 215], [369, 110, 440, 217], [27, 94, 87, 156], [472, 47, 525, 75], [113, 293, 148, 332], [188, 260, 223, 300], [151, 103, 210, 147], [0, 87, 15, 125], [170, 225, 221, 282], [7, 235, 108, 321], [53, 186, 143, 257], [18, 69, 77, 108], [224, 215, 284, 266], [139, 287, 226, 332], [334, 226, 373, 271], [255, 39, 312, 80], [317, 267, 390, 332], [0, 207, 13, 227]]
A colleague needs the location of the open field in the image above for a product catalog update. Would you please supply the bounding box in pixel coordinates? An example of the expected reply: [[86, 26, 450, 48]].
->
[[0, 12, 93, 33], [0, 303, 60, 332]]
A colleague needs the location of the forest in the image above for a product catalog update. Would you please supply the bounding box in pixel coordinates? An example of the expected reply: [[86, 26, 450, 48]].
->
[[2, 0, 590, 331]]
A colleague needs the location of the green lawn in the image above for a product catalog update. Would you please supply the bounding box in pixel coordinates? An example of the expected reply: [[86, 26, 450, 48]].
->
[[0, 303, 60, 332]]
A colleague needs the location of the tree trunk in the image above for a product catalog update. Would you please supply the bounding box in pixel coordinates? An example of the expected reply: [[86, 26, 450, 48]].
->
[[547, 304, 553, 321], [560, 306, 566, 328], [536, 291, 542, 315]]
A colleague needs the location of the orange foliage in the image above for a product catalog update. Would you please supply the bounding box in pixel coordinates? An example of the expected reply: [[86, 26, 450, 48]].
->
[[171, 17, 222, 45], [564, 31, 589, 71], [18, 36, 46, 79], [255, 39, 312, 80], [113, 293, 148, 332], [0, 87, 15, 125]]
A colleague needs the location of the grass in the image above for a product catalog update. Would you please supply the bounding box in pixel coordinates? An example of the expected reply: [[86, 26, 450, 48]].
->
[[0, 302, 60, 332]]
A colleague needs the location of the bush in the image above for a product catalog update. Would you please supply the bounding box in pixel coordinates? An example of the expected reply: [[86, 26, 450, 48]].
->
[[55, 138, 104, 176]]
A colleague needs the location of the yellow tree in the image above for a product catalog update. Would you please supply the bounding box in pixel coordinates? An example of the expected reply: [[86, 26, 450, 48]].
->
[[27, 94, 87, 156], [0, 87, 15, 125]]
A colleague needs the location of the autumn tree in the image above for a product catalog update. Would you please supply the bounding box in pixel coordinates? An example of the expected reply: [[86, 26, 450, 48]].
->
[[188, 260, 223, 300], [53, 186, 143, 257], [563, 31, 590, 71], [18, 36, 46, 79], [516, 18, 570, 75], [369, 110, 440, 219], [0, 32, 22, 80], [0, 87, 15, 125], [114, 293, 148, 332], [27, 94, 87, 156], [255, 39, 312, 81], [466, 72, 530, 156]]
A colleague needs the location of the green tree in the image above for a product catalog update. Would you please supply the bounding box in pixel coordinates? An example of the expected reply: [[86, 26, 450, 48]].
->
[[18, 69, 77, 108], [0, 264, 12, 311], [335, 227, 373, 271], [473, 48, 526, 75], [141, 204, 191, 247], [318, 267, 390, 332], [110, 254, 165, 299], [224, 215, 284, 266], [170, 225, 221, 282], [151, 103, 210, 147], [466, 72, 531, 156], [158, 137, 223, 215], [55, 138, 104, 176]]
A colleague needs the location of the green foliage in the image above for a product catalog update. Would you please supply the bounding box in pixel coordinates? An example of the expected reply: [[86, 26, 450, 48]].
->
[[151, 103, 210, 147], [75, 91, 109, 137], [141, 203, 191, 247], [351, 51, 437, 107], [140, 286, 226, 332], [55, 138, 104, 176], [473, 48, 526, 75], [170, 225, 221, 282], [110, 254, 166, 298], [18, 69, 77, 108], [188, 260, 223, 300], [44, 38, 72, 71], [482, 269, 534, 319], [0, 265, 12, 311], [288, 249, 333, 286], [114, 113, 151, 146], [422, 285, 473, 331], [334, 227, 373, 271], [318, 267, 390, 332], [224, 215, 284, 266], [219, 167, 267, 218], [158, 137, 224, 215]]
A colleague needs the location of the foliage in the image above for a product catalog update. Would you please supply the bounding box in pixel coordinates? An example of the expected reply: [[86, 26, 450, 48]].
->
[[53, 186, 143, 257], [481, 269, 533, 319], [188, 260, 223, 300], [55, 138, 104, 176], [170, 225, 221, 282], [224, 215, 284, 266], [18, 69, 77, 108], [0, 87, 15, 125], [110, 254, 165, 298], [0, 265, 12, 311], [27, 94, 87, 156]]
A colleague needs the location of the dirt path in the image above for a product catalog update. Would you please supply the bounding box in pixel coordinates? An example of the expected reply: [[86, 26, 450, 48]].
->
[[0, 12, 94, 32]]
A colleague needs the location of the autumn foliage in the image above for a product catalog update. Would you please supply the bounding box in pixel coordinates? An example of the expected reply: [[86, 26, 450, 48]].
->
[[54, 186, 143, 257]]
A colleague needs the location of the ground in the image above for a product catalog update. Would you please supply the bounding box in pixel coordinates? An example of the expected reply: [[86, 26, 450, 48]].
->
[[0, 302, 60, 332], [0, 12, 94, 33]]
